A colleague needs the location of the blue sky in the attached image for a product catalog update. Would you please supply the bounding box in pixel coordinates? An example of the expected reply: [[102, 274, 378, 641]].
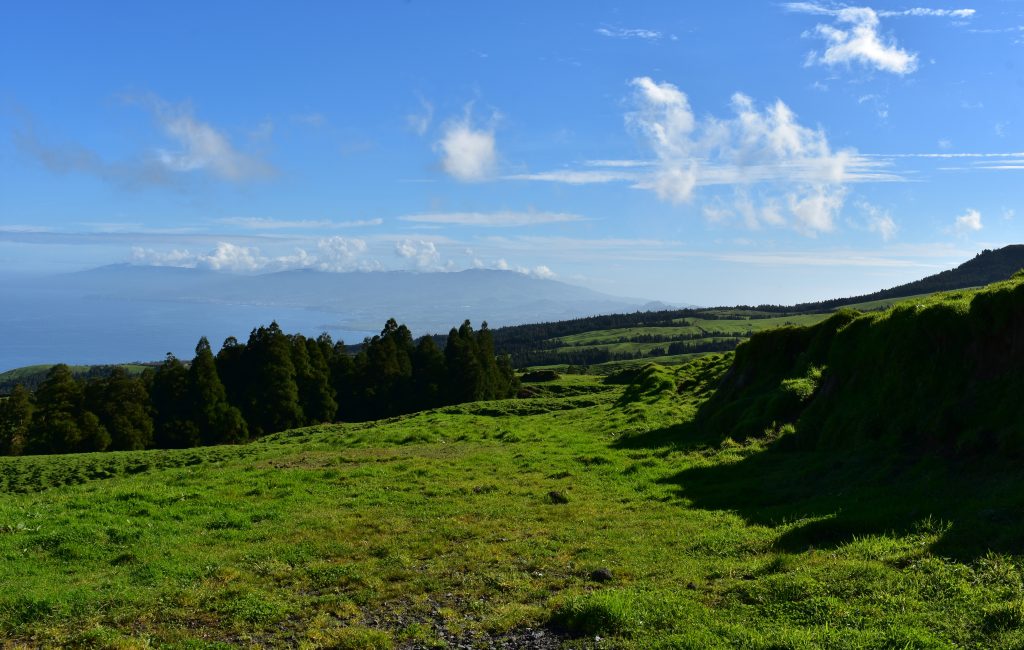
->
[[1, 1, 1021, 305]]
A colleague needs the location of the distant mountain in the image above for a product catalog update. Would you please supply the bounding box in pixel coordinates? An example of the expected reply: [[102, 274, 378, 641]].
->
[[46, 265, 658, 332], [3, 266, 662, 369], [789, 245, 1024, 312]]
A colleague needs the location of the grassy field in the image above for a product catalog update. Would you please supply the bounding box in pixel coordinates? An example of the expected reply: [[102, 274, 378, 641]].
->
[[3, 355, 1023, 648]]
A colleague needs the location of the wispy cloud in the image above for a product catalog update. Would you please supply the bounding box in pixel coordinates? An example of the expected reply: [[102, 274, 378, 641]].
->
[[877, 8, 974, 18], [15, 123, 179, 189], [595, 26, 663, 40], [406, 97, 434, 136], [435, 107, 498, 182], [16, 97, 274, 188], [503, 169, 641, 184], [583, 159, 654, 168], [0, 224, 54, 233], [147, 98, 274, 181], [219, 217, 383, 230], [398, 211, 585, 227], [861, 202, 898, 241], [292, 113, 327, 127]]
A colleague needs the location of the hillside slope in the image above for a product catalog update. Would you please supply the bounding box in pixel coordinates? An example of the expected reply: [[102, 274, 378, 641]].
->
[[790, 244, 1024, 311], [699, 271, 1024, 453]]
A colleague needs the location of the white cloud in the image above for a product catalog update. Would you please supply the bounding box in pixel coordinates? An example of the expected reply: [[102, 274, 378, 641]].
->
[[406, 98, 434, 136], [804, 6, 918, 75], [595, 26, 663, 40], [787, 185, 847, 235], [435, 109, 497, 182], [954, 208, 983, 233], [626, 78, 856, 233], [130, 237, 376, 273], [786, 5, 974, 75], [316, 236, 374, 271], [151, 100, 273, 181], [1004, 208, 1016, 221], [131, 241, 265, 272], [399, 211, 584, 227], [530, 265, 556, 279], [219, 217, 383, 230], [394, 239, 441, 269]]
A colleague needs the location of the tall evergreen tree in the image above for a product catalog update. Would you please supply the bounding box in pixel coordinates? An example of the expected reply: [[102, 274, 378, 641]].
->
[[244, 322, 304, 437], [296, 335, 337, 424], [150, 354, 200, 448], [475, 321, 518, 399], [328, 339, 355, 419], [445, 320, 485, 403], [85, 368, 154, 451], [27, 364, 110, 454], [0, 384, 33, 455], [411, 335, 446, 410], [190, 337, 248, 445], [215, 336, 248, 412]]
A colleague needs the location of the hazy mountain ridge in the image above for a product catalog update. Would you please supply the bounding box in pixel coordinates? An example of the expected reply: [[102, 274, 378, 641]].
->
[[51, 265, 657, 329], [2, 266, 662, 369]]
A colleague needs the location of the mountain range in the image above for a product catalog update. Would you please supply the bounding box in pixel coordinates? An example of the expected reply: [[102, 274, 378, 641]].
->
[[2, 266, 662, 369]]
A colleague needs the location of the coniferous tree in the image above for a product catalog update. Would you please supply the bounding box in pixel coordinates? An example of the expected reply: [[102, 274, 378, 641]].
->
[[85, 368, 153, 450], [446, 320, 485, 403], [297, 335, 337, 424], [328, 339, 356, 419], [411, 335, 446, 410], [215, 336, 248, 411], [190, 337, 248, 445], [244, 322, 304, 436], [150, 354, 200, 448], [0, 384, 33, 455], [28, 364, 110, 454], [475, 321, 518, 399]]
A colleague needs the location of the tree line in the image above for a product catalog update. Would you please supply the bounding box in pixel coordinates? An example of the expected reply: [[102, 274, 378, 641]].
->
[[0, 319, 516, 456]]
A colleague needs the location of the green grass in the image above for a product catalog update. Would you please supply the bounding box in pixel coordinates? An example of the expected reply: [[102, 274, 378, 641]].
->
[[3, 338, 1024, 647]]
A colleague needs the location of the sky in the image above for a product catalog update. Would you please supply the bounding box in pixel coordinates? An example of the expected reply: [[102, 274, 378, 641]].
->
[[1, 1, 1022, 306]]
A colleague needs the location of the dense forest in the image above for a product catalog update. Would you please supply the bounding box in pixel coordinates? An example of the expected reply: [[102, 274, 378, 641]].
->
[[0, 319, 516, 456]]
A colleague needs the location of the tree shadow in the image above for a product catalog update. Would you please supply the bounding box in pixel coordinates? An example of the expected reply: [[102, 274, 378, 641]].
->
[[654, 436, 1024, 562]]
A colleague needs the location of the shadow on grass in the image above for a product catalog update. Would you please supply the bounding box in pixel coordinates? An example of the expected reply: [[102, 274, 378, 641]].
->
[[654, 434, 1024, 562]]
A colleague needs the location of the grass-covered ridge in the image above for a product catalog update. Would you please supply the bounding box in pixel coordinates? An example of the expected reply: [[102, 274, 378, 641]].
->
[[698, 272, 1024, 453], [4, 276, 1024, 647]]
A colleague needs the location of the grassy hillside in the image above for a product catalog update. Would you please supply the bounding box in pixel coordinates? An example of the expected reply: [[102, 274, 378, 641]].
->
[[788, 244, 1024, 312], [5, 273, 1024, 648], [0, 364, 151, 395], [511, 311, 831, 373]]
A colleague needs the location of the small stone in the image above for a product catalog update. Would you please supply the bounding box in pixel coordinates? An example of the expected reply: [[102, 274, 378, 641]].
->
[[547, 490, 570, 504], [590, 567, 614, 582]]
